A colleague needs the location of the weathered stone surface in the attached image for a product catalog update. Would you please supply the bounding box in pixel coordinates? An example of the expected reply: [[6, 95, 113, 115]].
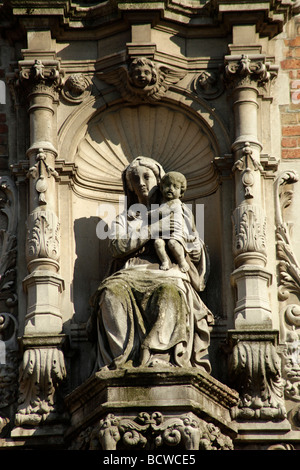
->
[[65, 367, 239, 450], [1, 0, 300, 452]]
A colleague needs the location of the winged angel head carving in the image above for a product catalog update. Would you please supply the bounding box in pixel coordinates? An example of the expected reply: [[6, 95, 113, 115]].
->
[[98, 57, 185, 103]]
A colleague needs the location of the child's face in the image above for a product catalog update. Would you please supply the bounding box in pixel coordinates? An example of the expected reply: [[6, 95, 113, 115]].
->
[[161, 176, 182, 200], [130, 64, 152, 88]]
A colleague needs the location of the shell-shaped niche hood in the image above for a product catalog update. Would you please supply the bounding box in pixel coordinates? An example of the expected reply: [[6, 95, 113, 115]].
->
[[74, 104, 219, 200]]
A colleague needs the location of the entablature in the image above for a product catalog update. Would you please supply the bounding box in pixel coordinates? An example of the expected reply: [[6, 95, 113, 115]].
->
[[1, 0, 297, 40]]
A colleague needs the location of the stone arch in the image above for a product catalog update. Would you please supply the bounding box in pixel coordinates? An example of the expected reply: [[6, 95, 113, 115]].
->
[[58, 93, 231, 202], [59, 93, 232, 334]]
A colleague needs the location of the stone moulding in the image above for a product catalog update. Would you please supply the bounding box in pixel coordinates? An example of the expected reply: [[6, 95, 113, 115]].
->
[[64, 367, 239, 450], [8, 0, 296, 37]]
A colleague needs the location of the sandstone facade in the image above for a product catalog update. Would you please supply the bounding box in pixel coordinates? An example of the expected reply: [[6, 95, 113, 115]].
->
[[0, 0, 300, 451]]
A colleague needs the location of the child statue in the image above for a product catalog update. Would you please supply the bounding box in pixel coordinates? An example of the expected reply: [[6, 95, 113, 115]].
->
[[153, 171, 197, 273]]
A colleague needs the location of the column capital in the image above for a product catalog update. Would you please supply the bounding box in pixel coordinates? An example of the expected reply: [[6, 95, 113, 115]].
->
[[18, 58, 64, 98], [224, 54, 278, 90]]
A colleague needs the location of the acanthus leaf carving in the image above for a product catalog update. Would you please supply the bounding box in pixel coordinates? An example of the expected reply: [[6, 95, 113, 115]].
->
[[274, 171, 300, 404], [26, 209, 60, 263], [229, 338, 286, 421], [232, 203, 267, 260], [15, 346, 66, 427], [282, 329, 300, 401], [98, 57, 185, 103]]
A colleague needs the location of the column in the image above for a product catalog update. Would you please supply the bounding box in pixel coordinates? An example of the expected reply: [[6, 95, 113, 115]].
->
[[225, 53, 274, 328], [12, 53, 67, 432], [224, 51, 288, 425]]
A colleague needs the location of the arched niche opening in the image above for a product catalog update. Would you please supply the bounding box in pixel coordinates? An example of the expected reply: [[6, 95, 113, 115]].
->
[[58, 101, 233, 385], [72, 103, 221, 201]]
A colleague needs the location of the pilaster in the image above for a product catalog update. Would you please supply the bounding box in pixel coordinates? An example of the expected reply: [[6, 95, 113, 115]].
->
[[224, 37, 289, 432], [11, 38, 67, 436], [224, 50, 277, 329]]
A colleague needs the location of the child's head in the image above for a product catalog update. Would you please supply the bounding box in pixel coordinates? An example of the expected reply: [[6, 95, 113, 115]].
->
[[160, 171, 187, 201]]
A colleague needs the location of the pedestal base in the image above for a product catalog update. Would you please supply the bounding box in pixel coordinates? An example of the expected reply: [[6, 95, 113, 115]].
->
[[65, 367, 239, 450]]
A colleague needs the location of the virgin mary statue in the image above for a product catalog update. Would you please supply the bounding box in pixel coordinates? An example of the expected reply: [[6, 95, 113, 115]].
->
[[87, 156, 214, 372]]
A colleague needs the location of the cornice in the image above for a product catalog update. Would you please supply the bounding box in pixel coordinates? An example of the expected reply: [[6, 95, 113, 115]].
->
[[1, 0, 297, 39]]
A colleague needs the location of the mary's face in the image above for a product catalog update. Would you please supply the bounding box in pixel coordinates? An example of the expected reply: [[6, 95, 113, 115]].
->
[[130, 165, 157, 204]]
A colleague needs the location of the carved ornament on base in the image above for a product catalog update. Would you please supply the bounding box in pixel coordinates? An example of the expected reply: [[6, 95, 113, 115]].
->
[[69, 412, 234, 451]]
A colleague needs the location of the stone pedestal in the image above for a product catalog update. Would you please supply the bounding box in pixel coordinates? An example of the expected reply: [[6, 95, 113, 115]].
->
[[65, 368, 239, 450]]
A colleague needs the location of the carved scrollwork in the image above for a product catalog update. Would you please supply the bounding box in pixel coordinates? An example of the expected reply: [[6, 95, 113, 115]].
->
[[274, 171, 300, 403], [0, 176, 18, 308], [70, 412, 234, 450], [268, 443, 295, 450], [282, 330, 300, 401], [98, 57, 185, 103], [275, 170, 300, 301]]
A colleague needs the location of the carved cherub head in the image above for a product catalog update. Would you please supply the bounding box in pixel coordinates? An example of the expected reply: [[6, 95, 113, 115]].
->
[[128, 58, 158, 89]]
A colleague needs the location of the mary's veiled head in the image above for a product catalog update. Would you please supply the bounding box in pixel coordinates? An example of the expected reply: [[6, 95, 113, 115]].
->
[[122, 157, 165, 206]]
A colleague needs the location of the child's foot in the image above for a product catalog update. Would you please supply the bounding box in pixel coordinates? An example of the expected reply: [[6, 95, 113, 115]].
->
[[160, 261, 170, 270], [179, 260, 190, 273]]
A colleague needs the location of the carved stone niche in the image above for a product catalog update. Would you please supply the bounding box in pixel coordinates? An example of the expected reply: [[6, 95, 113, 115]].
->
[[65, 368, 239, 450], [67, 103, 221, 201]]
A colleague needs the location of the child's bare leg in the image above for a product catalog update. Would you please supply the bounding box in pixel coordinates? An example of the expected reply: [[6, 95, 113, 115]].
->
[[167, 239, 189, 272], [154, 238, 171, 270]]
